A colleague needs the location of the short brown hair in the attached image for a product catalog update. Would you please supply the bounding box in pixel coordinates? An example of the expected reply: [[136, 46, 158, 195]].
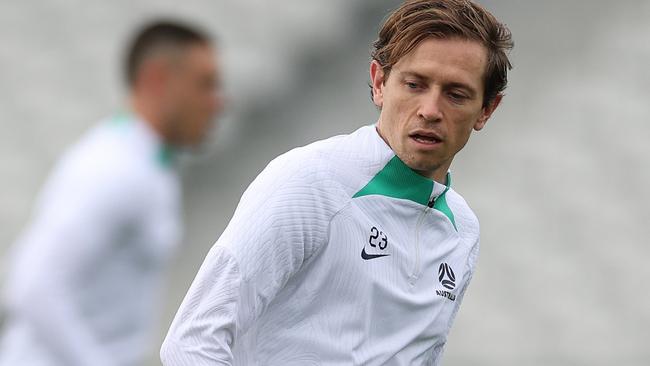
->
[[125, 21, 211, 87], [371, 0, 513, 107]]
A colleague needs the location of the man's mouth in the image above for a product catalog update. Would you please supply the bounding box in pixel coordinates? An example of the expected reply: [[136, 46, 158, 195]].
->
[[410, 132, 442, 145]]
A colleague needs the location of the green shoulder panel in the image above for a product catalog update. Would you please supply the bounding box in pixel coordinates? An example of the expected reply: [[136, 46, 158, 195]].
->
[[432, 188, 457, 231]]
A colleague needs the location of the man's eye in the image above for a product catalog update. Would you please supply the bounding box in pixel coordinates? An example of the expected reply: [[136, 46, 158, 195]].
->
[[448, 92, 468, 102], [406, 82, 419, 89]]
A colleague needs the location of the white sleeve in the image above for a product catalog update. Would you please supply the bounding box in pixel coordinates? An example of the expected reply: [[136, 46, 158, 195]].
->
[[5, 155, 140, 366], [161, 154, 344, 365]]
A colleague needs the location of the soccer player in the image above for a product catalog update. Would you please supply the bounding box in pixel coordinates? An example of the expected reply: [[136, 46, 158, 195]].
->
[[160, 0, 513, 364], [0, 21, 223, 366]]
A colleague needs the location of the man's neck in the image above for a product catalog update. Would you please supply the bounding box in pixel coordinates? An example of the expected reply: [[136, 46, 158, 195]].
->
[[130, 95, 166, 141]]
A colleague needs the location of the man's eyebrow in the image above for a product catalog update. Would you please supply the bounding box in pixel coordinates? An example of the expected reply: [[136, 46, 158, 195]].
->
[[398, 71, 428, 81]]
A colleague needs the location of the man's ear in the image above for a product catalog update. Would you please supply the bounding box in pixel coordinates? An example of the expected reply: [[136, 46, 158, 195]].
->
[[474, 94, 503, 131], [370, 60, 386, 108]]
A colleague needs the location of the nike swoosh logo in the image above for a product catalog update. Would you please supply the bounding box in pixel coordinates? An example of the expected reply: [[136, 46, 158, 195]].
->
[[361, 248, 390, 260]]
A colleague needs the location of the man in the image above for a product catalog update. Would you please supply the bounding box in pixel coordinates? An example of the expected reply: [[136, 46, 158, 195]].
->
[[161, 0, 512, 364], [0, 21, 223, 366]]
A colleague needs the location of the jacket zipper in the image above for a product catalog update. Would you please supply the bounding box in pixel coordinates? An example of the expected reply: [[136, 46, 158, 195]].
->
[[410, 203, 432, 284]]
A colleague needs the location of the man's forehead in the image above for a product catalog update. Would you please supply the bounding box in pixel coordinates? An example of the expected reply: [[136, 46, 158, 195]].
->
[[172, 44, 216, 71], [393, 38, 487, 86]]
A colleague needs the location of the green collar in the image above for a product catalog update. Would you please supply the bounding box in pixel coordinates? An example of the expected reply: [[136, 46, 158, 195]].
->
[[156, 145, 176, 168], [353, 155, 457, 230]]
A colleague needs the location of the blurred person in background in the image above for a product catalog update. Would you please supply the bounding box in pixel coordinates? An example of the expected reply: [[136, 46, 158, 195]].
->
[[160, 0, 512, 365], [0, 21, 223, 366]]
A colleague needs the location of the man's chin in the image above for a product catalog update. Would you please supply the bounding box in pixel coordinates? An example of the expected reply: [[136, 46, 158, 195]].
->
[[402, 157, 449, 181]]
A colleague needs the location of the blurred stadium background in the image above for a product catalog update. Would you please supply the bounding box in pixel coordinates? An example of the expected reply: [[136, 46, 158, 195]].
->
[[1, 1, 649, 365]]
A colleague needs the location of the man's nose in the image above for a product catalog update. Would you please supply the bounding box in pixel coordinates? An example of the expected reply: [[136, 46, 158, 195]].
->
[[417, 89, 443, 122]]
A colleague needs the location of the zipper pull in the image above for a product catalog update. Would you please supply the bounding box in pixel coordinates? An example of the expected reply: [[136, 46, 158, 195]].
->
[[427, 198, 435, 208]]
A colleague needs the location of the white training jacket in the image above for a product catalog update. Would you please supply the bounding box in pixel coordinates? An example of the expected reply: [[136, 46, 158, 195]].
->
[[0, 115, 182, 366], [161, 124, 479, 366]]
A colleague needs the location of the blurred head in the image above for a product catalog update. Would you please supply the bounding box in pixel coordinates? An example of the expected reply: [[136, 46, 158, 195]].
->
[[126, 21, 224, 147], [369, 0, 513, 182]]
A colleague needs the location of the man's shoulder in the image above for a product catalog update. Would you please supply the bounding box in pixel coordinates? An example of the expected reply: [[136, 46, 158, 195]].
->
[[284, 125, 374, 162], [51, 121, 156, 201], [265, 125, 391, 198]]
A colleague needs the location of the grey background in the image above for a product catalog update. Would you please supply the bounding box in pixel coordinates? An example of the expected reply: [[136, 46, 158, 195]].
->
[[1, 1, 648, 365]]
